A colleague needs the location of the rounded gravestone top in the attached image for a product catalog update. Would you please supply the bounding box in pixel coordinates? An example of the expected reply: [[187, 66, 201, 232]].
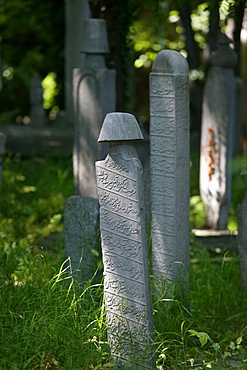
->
[[211, 34, 237, 68], [81, 19, 109, 54], [152, 50, 188, 74], [98, 113, 144, 142]]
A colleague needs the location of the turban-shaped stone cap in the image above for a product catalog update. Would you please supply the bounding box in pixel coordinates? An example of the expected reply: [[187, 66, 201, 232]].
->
[[98, 112, 143, 143]]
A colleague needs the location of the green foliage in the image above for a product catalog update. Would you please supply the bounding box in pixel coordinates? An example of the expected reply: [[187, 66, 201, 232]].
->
[[42, 72, 59, 110], [0, 258, 110, 369], [0, 0, 64, 119]]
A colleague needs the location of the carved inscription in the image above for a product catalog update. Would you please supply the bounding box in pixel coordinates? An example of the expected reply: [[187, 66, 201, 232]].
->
[[102, 233, 142, 260], [97, 167, 137, 197], [150, 74, 174, 96], [150, 136, 175, 156], [104, 254, 144, 280], [152, 215, 175, 235], [150, 97, 175, 115], [99, 192, 139, 217], [151, 117, 175, 136]]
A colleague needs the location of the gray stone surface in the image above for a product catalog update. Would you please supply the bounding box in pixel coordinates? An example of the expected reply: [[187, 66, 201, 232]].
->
[[81, 19, 109, 54], [30, 73, 46, 127], [95, 113, 155, 369], [237, 172, 247, 291], [200, 34, 237, 229], [65, 0, 90, 120], [63, 195, 101, 283], [149, 50, 190, 293], [73, 19, 116, 198]]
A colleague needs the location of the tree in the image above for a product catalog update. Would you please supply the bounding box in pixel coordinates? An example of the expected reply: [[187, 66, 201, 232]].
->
[[0, 0, 64, 122]]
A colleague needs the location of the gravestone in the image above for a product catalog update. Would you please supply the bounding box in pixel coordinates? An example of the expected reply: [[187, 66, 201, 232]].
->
[[200, 34, 237, 229], [237, 171, 247, 291], [63, 195, 101, 284], [73, 19, 116, 198], [30, 73, 46, 127], [149, 50, 190, 293], [95, 113, 155, 369], [65, 0, 90, 120]]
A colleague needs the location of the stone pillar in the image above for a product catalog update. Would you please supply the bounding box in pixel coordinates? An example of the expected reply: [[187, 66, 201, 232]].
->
[[200, 34, 237, 229], [149, 50, 190, 293], [237, 171, 247, 291], [73, 19, 116, 198], [63, 195, 101, 284], [30, 73, 46, 127], [65, 0, 90, 121], [95, 113, 155, 369]]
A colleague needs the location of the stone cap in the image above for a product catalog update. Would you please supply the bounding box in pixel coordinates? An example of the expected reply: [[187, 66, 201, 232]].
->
[[211, 33, 237, 68], [98, 112, 143, 143], [81, 19, 109, 54]]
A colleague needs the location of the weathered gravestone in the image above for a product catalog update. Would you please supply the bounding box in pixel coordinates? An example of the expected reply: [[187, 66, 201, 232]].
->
[[30, 73, 46, 127], [73, 18, 116, 198], [237, 171, 247, 291], [95, 113, 156, 369], [200, 34, 237, 229], [149, 50, 190, 294], [63, 195, 101, 284]]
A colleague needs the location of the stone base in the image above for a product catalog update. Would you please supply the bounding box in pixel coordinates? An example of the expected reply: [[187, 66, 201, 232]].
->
[[0, 124, 73, 157], [192, 229, 238, 251]]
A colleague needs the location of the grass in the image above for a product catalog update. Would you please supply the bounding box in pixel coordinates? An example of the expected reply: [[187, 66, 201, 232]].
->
[[0, 154, 247, 369]]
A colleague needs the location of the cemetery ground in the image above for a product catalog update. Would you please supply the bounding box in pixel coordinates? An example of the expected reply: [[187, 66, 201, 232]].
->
[[0, 154, 247, 369]]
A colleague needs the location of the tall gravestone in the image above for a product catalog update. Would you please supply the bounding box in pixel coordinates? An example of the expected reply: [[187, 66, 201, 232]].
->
[[73, 19, 116, 198], [65, 0, 90, 120], [63, 195, 101, 284], [200, 34, 237, 229], [30, 73, 46, 127], [237, 171, 247, 291], [149, 50, 190, 293], [95, 113, 155, 369]]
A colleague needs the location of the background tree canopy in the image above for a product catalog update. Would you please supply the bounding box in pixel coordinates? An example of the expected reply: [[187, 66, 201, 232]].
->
[[0, 0, 64, 122], [0, 0, 246, 133]]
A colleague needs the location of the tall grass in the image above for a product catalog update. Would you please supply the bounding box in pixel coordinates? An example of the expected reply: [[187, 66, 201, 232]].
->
[[0, 155, 247, 369]]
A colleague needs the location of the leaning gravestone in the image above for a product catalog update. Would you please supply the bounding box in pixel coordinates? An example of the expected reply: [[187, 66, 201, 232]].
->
[[237, 171, 247, 291], [73, 18, 116, 198], [63, 195, 101, 284], [149, 50, 190, 294], [95, 113, 155, 369], [200, 34, 237, 229]]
